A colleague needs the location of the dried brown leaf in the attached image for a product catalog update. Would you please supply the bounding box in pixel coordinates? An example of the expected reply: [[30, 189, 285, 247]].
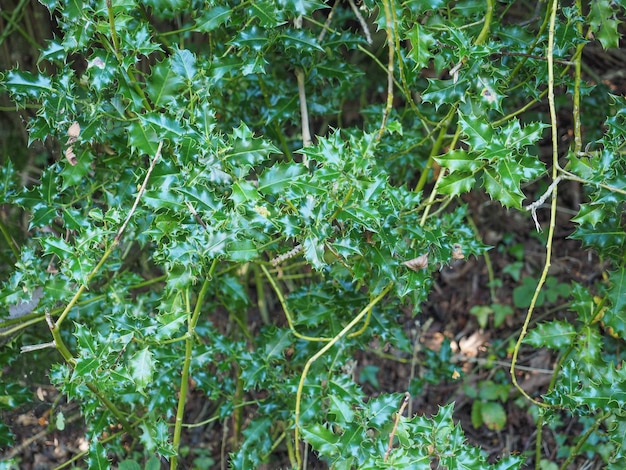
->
[[402, 253, 428, 271], [451, 243, 465, 260]]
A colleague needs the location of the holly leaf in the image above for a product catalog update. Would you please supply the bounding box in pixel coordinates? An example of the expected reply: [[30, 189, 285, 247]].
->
[[482, 163, 525, 208], [603, 268, 626, 338], [170, 47, 197, 82], [127, 120, 159, 155], [588, 0, 621, 49], [459, 112, 493, 150], [196, 6, 232, 32], [422, 78, 469, 109], [406, 23, 436, 70], [2, 69, 52, 101], [435, 149, 483, 172], [146, 59, 184, 107], [227, 122, 280, 173], [258, 163, 307, 194], [524, 320, 576, 349], [129, 348, 155, 393]]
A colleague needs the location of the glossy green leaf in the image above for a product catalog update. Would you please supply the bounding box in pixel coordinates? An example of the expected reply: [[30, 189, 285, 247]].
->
[[300, 423, 340, 455], [435, 149, 483, 172], [459, 112, 494, 150], [279, 30, 324, 52], [127, 121, 159, 155], [258, 163, 307, 194], [227, 122, 279, 171], [170, 47, 197, 81], [146, 59, 184, 107], [129, 348, 155, 392], [483, 166, 525, 208], [421, 78, 469, 109], [572, 203, 605, 227], [524, 320, 576, 349], [588, 0, 621, 49], [279, 0, 327, 15], [406, 23, 435, 70], [196, 6, 232, 32], [603, 268, 626, 338], [87, 440, 110, 469], [230, 26, 269, 51], [437, 171, 476, 196], [2, 69, 52, 100]]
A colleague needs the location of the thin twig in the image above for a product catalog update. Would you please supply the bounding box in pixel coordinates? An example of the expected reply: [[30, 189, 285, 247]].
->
[[20, 341, 56, 353], [294, 283, 394, 468], [510, 0, 558, 410], [317, 0, 337, 43], [384, 392, 410, 462], [186, 201, 208, 230], [523, 175, 563, 231], [115, 141, 163, 243], [347, 0, 372, 45], [377, 0, 394, 141], [295, 68, 312, 150]]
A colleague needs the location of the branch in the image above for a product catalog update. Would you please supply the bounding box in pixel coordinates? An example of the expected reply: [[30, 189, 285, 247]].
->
[[347, 0, 372, 45], [523, 175, 563, 231], [115, 141, 163, 243], [384, 392, 410, 461], [295, 68, 312, 151]]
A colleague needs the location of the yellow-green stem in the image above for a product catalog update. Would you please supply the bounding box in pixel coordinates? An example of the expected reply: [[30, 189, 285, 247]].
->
[[0, 217, 19, 259], [510, 0, 559, 410], [260, 264, 333, 342], [414, 107, 455, 193], [294, 283, 393, 468], [474, 0, 494, 45], [377, 0, 395, 141], [171, 268, 214, 469]]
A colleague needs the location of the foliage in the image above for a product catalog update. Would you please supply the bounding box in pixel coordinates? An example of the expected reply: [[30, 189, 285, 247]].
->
[[0, 0, 625, 468]]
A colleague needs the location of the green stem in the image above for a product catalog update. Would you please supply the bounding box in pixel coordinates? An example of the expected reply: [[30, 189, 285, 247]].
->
[[46, 316, 134, 435], [260, 264, 332, 342], [0, 216, 19, 260], [377, 0, 395, 141], [0, 0, 33, 47], [510, 0, 559, 411], [294, 283, 393, 468], [507, 2, 552, 84], [171, 262, 215, 469], [559, 411, 611, 470], [572, 0, 584, 156], [105, 0, 120, 58], [414, 106, 456, 193], [44, 142, 162, 446], [474, 0, 494, 45]]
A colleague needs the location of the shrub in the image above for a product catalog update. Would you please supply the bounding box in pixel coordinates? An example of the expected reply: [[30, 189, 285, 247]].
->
[[1, 0, 625, 468]]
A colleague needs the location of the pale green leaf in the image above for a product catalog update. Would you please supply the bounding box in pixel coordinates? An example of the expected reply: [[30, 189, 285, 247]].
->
[[129, 348, 155, 392]]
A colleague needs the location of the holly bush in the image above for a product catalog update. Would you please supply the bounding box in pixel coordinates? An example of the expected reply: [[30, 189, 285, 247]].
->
[[0, 0, 625, 468]]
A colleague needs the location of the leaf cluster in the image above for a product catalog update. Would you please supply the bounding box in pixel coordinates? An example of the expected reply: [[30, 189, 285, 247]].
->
[[0, 0, 625, 468]]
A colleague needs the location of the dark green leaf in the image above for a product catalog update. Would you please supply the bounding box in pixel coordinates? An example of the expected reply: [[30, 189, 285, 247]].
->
[[435, 149, 483, 172], [146, 59, 184, 107], [171, 47, 197, 81], [2, 70, 53, 100], [524, 320, 576, 349], [196, 6, 232, 32], [258, 163, 307, 194], [406, 23, 436, 70]]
